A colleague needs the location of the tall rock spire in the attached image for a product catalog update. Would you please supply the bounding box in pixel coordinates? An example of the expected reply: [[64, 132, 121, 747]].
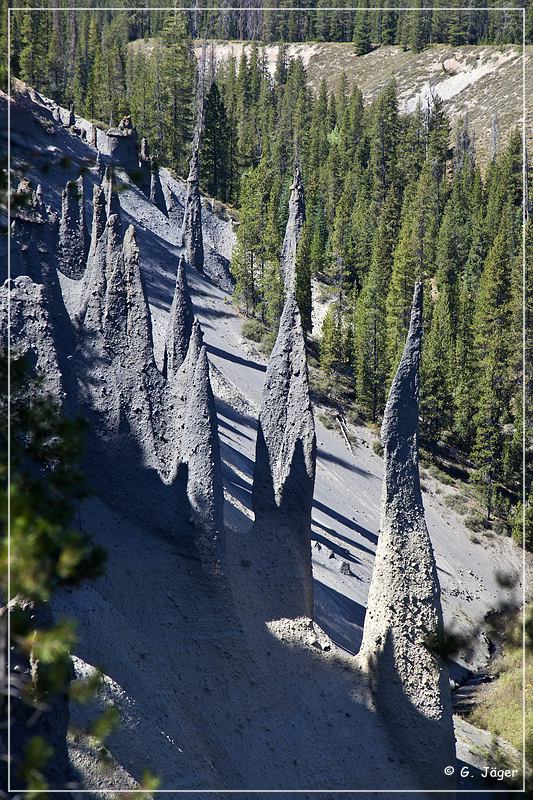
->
[[280, 164, 305, 292], [9, 182, 75, 363], [102, 165, 121, 219], [89, 184, 107, 256], [251, 291, 316, 619], [95, 151, 106, 178], [180, 344, 224, 563], [150, 161, 168, 216], [181, 147, 204, 273], [358, 283, 456, 788], [57, 176, 89, 279], [163, 257, 194, 379], [139, 138, 151, 196], [103, 225, 154, 366], [75, 213, 112, 333]]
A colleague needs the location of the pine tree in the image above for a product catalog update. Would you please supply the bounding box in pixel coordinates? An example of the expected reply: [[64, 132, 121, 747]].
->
[[385, 164, 439, 375], [201, 82, 230, 200], [471, 209, 516, 518], [231, 160, 272, 316], [320, 304, 342, 373], [420, 283, 454, 446], [19, 12, 46, 89], [158, 12, 196, 174], [354, 188, 399, 420], [353, 7, 372, 56], [405, 2, 431, 53], [295, 221, 313, 334], [369, 80, 399, 206], [453, 260, 479, 450]]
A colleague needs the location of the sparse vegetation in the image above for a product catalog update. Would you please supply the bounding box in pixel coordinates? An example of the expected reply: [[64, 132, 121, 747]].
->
[[470, 608, 533, 780], [444, 493, 469, 515], [318, 412, 336, 431], [372, 439, 383, 457], [427, 463, 455, 486], [241, 318, 264, 344], [464, 512, 487, 533]]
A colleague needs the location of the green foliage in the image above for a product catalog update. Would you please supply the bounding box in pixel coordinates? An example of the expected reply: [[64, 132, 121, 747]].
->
[[88, 705, 121, 743], [1, 356, 106, 602], [353, 8, 372, 56], [512, 494, 533, 551], [216, 48, 526, 534], [470, 607, 533, 778], [201, 82, 230, 201], [19, 735, 54, 795], [6, 4, 528, 561], [241, 318, 265, 343], [1, 354, 107, 790]]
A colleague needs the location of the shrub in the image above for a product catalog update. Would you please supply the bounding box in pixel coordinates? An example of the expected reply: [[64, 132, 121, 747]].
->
[[318, 412, 336, 430], [241, 318, 264, 343], [492, 518, 510, 537], [469, 607, 533, 779], [372, 439, 383, 457], [464, 512, 486, 532], [512, 500, 533, 551], [444, 493, 469, 514], [428, 463, 455, 486], [260, 328, 278, 356]]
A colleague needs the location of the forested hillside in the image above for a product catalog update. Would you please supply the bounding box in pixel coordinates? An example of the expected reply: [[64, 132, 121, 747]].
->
[[5, 2, 531, 542]]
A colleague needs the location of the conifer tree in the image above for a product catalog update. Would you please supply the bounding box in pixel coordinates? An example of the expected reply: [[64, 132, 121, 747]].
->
[[385, 164, 439, 375], [353, 8, 372, 56], [471, 208, 516, 518], [158, 11, 196, 174], [320, 304, 342, 374], [201, 82, 230, 200], [420, 284, 454, 446], [354, 188, 399, 420], [369, 81, 399, 206], [295, 221, 313, 334]]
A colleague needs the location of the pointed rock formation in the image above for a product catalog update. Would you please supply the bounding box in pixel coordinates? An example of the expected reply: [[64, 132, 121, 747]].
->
[[75, 212, 116, 333], [181, 147, 204, 273], [176, 318, 204, 392], [8, 182, 75, 363], [180, 344, 224, 561], [57, 176, 89, 280], [251, 291, 316, 618], [90, 184, 107, 254], [1, 277, 64, 400], [163, 258, 194, 379], [95, 151, 106, 178], [139, 138, 151, 196], [150, 161, 167, 216], [140, 137, 150, 162], [358, 283, 456, 788], [102, 165, 121, 219], [103, 224, 154, 367], [88, 122, 98, 148], [280, 165, 305, 292]]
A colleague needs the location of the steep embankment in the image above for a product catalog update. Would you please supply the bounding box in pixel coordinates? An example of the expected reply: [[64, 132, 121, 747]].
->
[[1, 83, 524, 794]]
